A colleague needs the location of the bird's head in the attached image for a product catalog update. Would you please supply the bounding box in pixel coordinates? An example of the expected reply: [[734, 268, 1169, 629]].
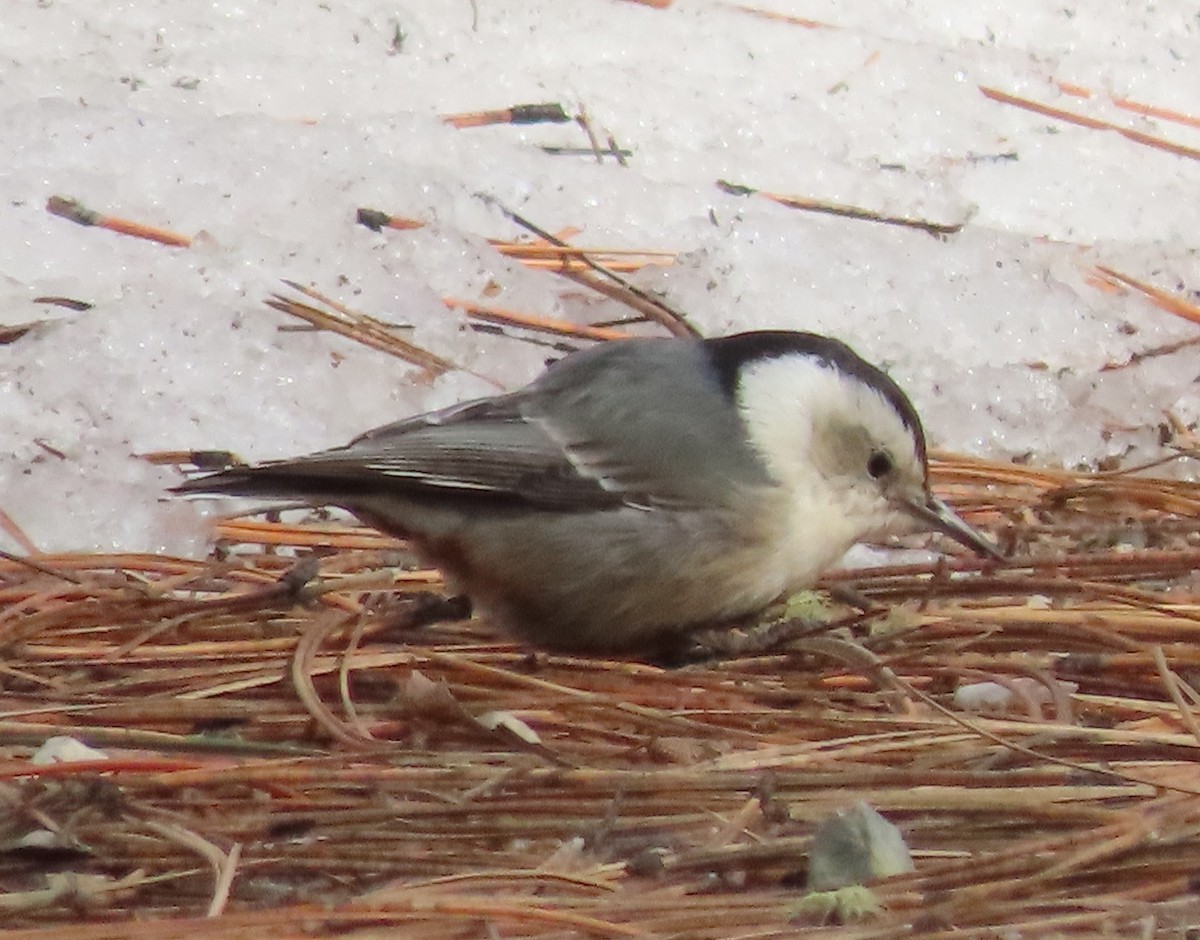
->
[[716, 332, 1002, 561]]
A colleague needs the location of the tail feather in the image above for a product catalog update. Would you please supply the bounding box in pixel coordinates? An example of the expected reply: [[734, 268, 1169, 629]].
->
[[172, 466, 373, 501]]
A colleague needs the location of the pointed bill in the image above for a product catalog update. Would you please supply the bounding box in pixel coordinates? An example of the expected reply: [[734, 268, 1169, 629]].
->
[[899, 492, 1005, 560]]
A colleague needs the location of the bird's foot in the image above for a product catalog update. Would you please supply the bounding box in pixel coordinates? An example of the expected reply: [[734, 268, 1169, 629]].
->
[[380, 593, 473, 635]]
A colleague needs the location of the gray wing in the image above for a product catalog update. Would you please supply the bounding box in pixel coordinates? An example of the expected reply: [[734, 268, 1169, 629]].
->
[[178, 391, 621, 511], [179, 339, 771, 512], [519, 338, 773, 508], [330, 392, 621, 509]]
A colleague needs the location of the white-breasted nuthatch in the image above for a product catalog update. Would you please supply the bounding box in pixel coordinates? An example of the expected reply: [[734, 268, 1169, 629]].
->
[[175, 331, 1001, 652]]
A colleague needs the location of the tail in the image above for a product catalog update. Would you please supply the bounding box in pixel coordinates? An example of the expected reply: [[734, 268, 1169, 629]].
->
[[174, 468, 286, 499], [172, 465, 371, 501], [174, 462, 440, 545]]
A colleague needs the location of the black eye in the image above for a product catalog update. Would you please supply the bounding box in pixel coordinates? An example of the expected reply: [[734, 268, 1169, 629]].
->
[[867, 451, 893, 479]]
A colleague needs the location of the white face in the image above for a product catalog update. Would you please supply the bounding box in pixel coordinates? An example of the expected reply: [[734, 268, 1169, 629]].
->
[[735, 353, 928, 548]]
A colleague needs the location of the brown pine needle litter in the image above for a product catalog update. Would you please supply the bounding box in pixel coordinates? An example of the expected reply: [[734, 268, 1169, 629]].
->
[[22, 72, 1200, 935], [263, 281, 498, 386], [2, 447, 1200, 936]]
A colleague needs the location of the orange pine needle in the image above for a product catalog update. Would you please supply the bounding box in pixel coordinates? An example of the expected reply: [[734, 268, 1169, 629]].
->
[[356, 208, 426, 231], [1056, 80, 1200, 131], [444, 298, 632, 342], [980, 86, 1200, 161], [494, 244, 673, 260], [97, 214, 193, 247], [442, 103, 569, 129], [0, 507, 39, 556], [356, 209, 672, 273], [213, 519, 406, 551], [46, 196, 193, 247], [733, 4, 830, 27], [1094, 266, 1200, 327]]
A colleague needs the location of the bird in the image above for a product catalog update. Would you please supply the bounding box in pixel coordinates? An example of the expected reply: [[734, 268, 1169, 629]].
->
[[175, 330, 1002, 654]]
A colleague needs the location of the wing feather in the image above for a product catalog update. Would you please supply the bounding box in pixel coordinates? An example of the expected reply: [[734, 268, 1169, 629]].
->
[[182, 339, 770, 512], [214, 391, 627, 511]]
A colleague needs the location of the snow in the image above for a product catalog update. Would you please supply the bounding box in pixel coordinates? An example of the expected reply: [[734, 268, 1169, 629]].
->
[[1, 0, 1197, 554]]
